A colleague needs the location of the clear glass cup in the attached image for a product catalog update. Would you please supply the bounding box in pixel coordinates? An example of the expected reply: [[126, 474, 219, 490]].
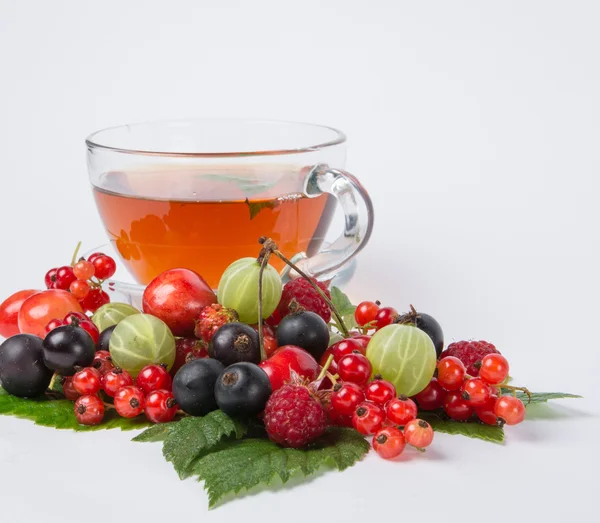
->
[[86, 119, 373, 290]]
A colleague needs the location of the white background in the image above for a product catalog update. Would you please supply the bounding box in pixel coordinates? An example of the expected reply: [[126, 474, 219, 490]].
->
[[0, 0, 598, 521]]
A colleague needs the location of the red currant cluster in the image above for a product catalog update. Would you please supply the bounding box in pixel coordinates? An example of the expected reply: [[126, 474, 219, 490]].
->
[[66, 359, 177, 426], [325, 338, 434, 460], [415, 353, 526, 426], [354, 300, 398, 330], [44, 252, 115, 313], [45, 311, 100, 343]]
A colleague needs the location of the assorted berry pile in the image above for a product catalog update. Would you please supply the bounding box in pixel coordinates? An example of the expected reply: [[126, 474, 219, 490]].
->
[[0, 239, 533, 467]]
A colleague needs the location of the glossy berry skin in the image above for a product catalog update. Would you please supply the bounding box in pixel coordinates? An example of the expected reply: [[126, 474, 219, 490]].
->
[[475, 395, 500, 426], [337, 353, 372, 386], [70, 280, 90, 300], [259, 346, 320, 392], [479, 353, 510, 385], [437, 356, 466, 391], [0, 289, 40, 338], [214, 362, 272, 418], [87, 252, 105, 264], [386, 396, 418, 425], [45, 268, 58, 289], [102, 368, 134, 397], [330, 338, 366, 362], [440, 340, 499, 376], [494, 396, 526, 425], [94, 350, 111, 361], [18, 290, 84, 338], [55, 266, 77, 291], [396, 310, 444, 358], [171, 337, 209, 375], [136, 364, 172, 395], [77, 320, 100, 345], [403, 419, 434, 448], [144, 389, 178, 423], [93, 355, 114, 375], [172, 358, 224, 416], [74, 395, 104, 425], [98, 325, 116, 352], [63, 312, 88, 323], [45, 318, 64, 334], [80, 289, 110, 314], [443, 391, 474, 421], [42, 325, 96, 376], [72, 367, 102, 395], [413, 378, 445, 411], [210, 322, 260, 366], [462, 378, 491, 407], [276, 311, 330, 361], [374, 307, 398, 330], [331, 382, 365, 416], [373, 426, 406, 459], [114, 386, 145, 418], [351, 333, 372, 350], [92, 255, 117, 280], [73, 260, 95, 281], [62, 377, 80, 401], [354, 301, 380, 327], [352, 402, 385, 435], [365, 379, 396, 406]]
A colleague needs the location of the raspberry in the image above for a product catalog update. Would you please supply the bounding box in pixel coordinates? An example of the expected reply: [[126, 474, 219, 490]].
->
[[440, 340, 499, 376], [264, 383, 328, 448], [194, 304, 239, 343], [274, 278, 331, 325]]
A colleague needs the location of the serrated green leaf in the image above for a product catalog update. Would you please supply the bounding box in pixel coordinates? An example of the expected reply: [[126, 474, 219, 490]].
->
[[420, 412, 504, 444], [330, 287, 356, 316], [189, 428, 369, 508], [500, 391, 582, 404], [132, 422, 176, 442], [162, 411, 248, 478], [245, 198, 276, 219], [0, 388, 150, 432]]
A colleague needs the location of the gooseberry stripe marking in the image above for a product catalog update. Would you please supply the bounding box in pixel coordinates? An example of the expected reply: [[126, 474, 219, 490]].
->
[[217, 259, 248, 302]]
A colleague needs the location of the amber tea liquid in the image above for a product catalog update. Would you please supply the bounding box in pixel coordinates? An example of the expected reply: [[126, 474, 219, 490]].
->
[[93, 167, 336, 289]]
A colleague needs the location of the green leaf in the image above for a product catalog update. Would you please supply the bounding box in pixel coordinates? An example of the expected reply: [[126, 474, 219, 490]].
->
[[245, 198, 276, 219], [0, 388, 150, 432], [132, 422, 176, 442], [420, 412, 504, 444], [162, 411, 248, 478], [189, 427, 369, 508], [501, 391, 582, 404], [330, 287, 356, 316]]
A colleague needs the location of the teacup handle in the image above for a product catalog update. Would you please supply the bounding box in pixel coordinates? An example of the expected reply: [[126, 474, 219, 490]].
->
[[282, 164, 374, 282]]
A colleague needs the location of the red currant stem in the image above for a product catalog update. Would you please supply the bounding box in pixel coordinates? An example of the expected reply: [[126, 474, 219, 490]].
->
[[413, 446, 426, 453], [270, 248, 350, 338], [498, 384, 532, 404], [316, 354, 335, 382], [70, 241, 83, 267], [48, 373, 58, 391]]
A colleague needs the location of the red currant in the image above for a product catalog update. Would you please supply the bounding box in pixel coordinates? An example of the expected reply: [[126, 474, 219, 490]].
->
[[136, 364, 172, 395], [437, 356, 466, 391], [62, 377, 80, 401], [403, 419, 434, 448], [462, 378, 491, 407], [72, 367, 102, 395], [73, 260, 95, 281], [63, 311, 89, 324], [87, 252, 105, 264], [55, 266, 77, 291], [76, 320, 100, 345], [74, 395, 104, 425], [351, 334, 372, 350], [145, 389, 178, 423], [443, 391, 474, 421], [330, 338, 366, 362], [479, 353, 509, 385], [474, 395, 500, 426], [386, 395, 418, 425], [337, 352, 372, 386], [494, 396, 525, 425], [372, 426, 406, 459], [354, 301, 380, 327], [45, 318, 64, 334], [70, 280, 90, 300], [327, 404, 353, 427], [92, 255, 117, 280], [94, 350, 111, 361], [374, 307, 398, 330], [331, 382, 365, 416], [413, 378, 445, 410], [114, 386, 145, 418], [44, 268, 58, 289], [102, 368, 134, 397], [352, 401, 385, 435], [93, 352, 115, 375], [80, 288, 110, 313], [365, 378, 396, 406]]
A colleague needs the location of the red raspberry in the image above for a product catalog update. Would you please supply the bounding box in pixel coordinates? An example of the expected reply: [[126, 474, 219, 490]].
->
[[264, 383, 328, 448], [440, 340, 499, 376], [193, 304, 239, 343], [273, 278, 331, 326]]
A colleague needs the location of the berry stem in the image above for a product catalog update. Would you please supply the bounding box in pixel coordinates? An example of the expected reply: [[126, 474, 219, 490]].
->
[[256, 241, 274, 362], [316, 354, 335, 382], [264, 242, 350, 337], [498, 384, 532, 404], [70, 241, 83, 267]]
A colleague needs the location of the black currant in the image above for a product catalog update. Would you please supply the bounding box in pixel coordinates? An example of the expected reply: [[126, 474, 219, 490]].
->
[[98, 325, 116, 352], [42, 325, 96, 376], [0, 334, 53, 398], [172, 358, 225, 416], [396, 306, 444, 357], [209, 322, 260, 367], [214, 362, 272, 417], [276, 311, 330, 360]]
